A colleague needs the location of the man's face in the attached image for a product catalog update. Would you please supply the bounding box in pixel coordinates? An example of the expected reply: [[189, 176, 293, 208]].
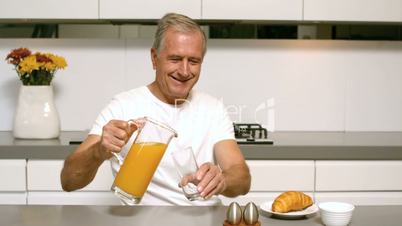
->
[[151, 28, 204, 104]]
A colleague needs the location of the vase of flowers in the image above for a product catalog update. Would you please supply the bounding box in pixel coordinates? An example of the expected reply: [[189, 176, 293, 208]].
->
[[6, 47, 67, 139]]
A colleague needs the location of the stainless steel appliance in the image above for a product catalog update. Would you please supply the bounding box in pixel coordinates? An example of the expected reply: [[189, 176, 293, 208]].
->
[[233, 123, 274, 144], [70, 123, 274, 145]]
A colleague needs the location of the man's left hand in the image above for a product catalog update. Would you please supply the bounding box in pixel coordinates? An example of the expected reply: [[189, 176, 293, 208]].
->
[[195, 162, 227, 199]]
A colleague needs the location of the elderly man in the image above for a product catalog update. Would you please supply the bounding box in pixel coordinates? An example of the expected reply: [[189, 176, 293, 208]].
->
[[61, 13, 251, 205]]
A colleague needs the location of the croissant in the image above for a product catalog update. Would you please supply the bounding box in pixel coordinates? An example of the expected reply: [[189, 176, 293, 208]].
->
[[271, 191, 313, 213]]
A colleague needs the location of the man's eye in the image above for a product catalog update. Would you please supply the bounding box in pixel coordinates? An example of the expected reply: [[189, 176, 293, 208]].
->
[[190, 60, 200, 65], [170, 58, 180, 62]]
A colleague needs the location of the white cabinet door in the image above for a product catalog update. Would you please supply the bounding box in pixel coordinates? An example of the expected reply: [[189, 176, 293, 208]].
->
[[304, 0, 402, 22], [220, 192, 280, 206], [202, 0, 303, 20], [220, 191, 317, 206], [27, 160, 117, 205], [0, 159, 26, 191], [220, 160, 314, 205], [248, 160, 315, 191], [100, 0, 201, 19], [27, 160, 114, 191], [0, 160, 27, 204], [0, 193, 26, 205], [0, 0, 98, 19], [315, 192, 402, 206], [28, 191, 121, 205], [316, 161, 402, 191]]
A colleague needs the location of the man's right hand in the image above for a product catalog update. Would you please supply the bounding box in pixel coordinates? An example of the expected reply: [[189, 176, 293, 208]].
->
[[97, 119, 138, 161], [61, 119, 140, 192]]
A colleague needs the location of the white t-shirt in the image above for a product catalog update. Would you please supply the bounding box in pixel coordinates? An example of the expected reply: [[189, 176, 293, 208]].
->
[[89, 86, 235, 205]]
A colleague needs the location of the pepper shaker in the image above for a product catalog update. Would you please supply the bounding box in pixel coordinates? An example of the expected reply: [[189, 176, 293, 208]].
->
[[224, 202, 261, 226]]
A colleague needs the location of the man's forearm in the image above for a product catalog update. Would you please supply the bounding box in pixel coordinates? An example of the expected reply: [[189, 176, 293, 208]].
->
[[221, 163, 251, 197], [60, 139, 105, 191]]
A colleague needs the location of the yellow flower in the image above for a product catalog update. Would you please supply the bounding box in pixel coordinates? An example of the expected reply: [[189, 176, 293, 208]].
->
[[43, 62, 57, 71], [48, 54, 67, 69], [18, 55, 40, 74]]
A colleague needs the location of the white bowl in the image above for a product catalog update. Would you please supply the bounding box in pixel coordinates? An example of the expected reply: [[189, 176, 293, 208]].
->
[[318, 202, 355, 226], [320, 212, 353, 218]]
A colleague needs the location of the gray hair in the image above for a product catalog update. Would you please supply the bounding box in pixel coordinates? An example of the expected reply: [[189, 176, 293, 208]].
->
[[152, 13, 207, 57]]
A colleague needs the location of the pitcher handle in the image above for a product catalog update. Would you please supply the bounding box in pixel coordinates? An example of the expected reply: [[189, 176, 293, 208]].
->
[[112, 152, 124, 166], [112, 119, 139, 166]]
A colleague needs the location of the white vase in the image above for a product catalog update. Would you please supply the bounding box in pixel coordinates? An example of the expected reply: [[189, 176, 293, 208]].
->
[[13, 85, 60, 139]]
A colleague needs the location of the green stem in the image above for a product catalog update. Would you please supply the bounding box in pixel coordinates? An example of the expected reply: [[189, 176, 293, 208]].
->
[[20, 70, 54, 86]]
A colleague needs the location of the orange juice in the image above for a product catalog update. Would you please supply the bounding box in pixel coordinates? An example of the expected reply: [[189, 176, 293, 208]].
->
[[113, 142, 168, 197]]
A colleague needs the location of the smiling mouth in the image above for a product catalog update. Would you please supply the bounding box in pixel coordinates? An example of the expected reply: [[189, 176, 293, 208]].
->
[[170, 75, 192, 83]]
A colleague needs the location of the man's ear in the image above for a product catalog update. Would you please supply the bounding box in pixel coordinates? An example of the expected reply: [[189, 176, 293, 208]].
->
[[150, 48, 158, 70]]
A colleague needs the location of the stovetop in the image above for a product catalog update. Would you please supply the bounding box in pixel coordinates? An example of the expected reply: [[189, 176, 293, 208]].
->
[[68, 123, 274, 145], [233, 123, 274, 145]]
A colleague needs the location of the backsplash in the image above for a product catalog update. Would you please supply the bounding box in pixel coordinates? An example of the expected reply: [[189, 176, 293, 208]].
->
[[1, 39, 401, 131]]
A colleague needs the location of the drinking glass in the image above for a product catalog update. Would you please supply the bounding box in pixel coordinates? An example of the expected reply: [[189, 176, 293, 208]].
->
[[111, 117, 177, 205], [171, 146, 203, 201]]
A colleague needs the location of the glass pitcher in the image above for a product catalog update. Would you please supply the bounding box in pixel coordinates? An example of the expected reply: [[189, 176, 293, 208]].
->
[[111, 117, 177, 205]]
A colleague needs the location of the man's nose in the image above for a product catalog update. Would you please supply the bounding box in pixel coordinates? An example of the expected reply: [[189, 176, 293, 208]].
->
[[178, 60, 190, 77]]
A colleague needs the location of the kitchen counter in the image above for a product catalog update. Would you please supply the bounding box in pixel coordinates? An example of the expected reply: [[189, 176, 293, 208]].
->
[[2, 205, 402, 226], [0, 131, 402, 160]]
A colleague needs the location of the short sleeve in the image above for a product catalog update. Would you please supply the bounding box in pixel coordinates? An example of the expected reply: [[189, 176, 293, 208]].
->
[[88, 97, 124, 136], [208, 100, 235, 146]]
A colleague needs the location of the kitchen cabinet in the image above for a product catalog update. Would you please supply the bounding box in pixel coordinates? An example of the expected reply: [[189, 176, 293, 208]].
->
[[0, 160, 26, 204], [99, 0, 201, 19], [3, 157, 402, 205], [27, 159, 315, 205], [24, 159, 316, 205], [1, 0, 400, 23], [221, 160, 315, 205], [202, 0, 303, 21], [27, 160, 120, 205], [315, 160, 402, 205], [28, 191, 120, 205], [247, 160, 315, 191], [315, 192, 402, 206], [304, 0, 402, 22], [316, 160, 402, 191], [0, 0, 98, 19]]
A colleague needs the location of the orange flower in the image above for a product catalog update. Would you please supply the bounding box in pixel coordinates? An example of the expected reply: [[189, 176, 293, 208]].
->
[[35, 53, 52, 63], [5, 47, 31, 65]]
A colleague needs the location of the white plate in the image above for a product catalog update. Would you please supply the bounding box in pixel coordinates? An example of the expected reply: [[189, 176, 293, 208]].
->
[[260, 201, 319, 219]]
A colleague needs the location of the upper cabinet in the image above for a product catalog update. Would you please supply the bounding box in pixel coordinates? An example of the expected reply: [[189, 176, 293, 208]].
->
[[1, 0, 400, 23], [202, 0, 303, 21], [304, 0, 402, 22], [99, 0, 201, 19], [0, 0, 98, 19]]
